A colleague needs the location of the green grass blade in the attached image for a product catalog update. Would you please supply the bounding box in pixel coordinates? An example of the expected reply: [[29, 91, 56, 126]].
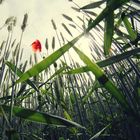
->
[[89, 124, 111, 140], [73, 46, 129, 110], [16, 0, 129, 84], [16, 34, 83, 83], [122, 13, 137, 41], [39, 66, 67, 88], [64, 66, 89, 75], [5, 61, 39, 92], [0, 105, 85, 129], [104, 11, 114, 55], [85, 11, 97, 17], [86, 0, 130, 32], [82, 80, 100, 104], [65, 47, 140, 74], [97, 47, 140, 66]]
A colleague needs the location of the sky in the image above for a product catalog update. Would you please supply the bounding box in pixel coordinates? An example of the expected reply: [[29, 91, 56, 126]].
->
[[0, 0, 101, 65], [0, 0, 139, 64]]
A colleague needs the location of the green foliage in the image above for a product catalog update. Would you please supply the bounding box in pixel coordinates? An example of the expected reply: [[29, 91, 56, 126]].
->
[[16, 34, 82, 83], [73, 46, 130, 110], [89, 124, 111, 140], [64, 47, 140, 74], [0, 105, 85, 128], [104, 11, 114, 55], [121, 12, 137, 41], [0, 0, 140, 139], [5, 61, 39, 92]]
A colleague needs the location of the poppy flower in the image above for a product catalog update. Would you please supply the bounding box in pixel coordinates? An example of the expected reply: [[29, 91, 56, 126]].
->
[[31, 39, 42, 52]]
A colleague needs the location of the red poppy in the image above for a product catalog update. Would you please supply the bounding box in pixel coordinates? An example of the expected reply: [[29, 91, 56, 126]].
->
[[31, 40, 42, 52]]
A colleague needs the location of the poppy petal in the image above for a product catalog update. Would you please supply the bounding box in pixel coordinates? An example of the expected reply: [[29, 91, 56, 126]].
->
[[31, 40, 42, 53]]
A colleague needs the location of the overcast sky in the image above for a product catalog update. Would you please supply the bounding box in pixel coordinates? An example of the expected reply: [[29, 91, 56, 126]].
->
[[0, 0, 98, 64]]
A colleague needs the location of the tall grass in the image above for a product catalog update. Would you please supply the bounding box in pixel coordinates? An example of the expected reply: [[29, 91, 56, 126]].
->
[[0, 0, 140, 140]]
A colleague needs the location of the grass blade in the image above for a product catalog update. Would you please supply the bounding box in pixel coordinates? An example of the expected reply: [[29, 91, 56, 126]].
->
[[122, 12, 137, 41], [16, 34, 83, 83], [5, 61, 39, 92], [16, 0, 129, 84], [65, 47, 140, 74], [0, 105, 85, 129], [84, 11, 97, 17], [104, 11, 114, 55], [86, 0, 130, 32], [82, 80, 100, 104], [73, 46, 130, 110], [89, 124, 111, 140]]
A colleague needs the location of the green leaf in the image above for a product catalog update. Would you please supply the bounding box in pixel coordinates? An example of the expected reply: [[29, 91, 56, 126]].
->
[[89, 124, 111, 140], [82, 80, 99, 104], [104, 11, 114, 55], [122, 13, 137, 41], [16, 34, 83, 83], [0, 105, 85, 129], [16, 0, 129, 84], [5, 61, 39, 92], [73, 46, 129, 110], [86, 0, 130, 32], [98, 47, 140, 66], [64, 66, 89, 75], [59, 137, 65, 140], [85, 11, 97, 17], [63, 110, 78, 134], [65, 47, 140, 74], [39, 66, 67, 88], [63, 110, 72, 121]]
